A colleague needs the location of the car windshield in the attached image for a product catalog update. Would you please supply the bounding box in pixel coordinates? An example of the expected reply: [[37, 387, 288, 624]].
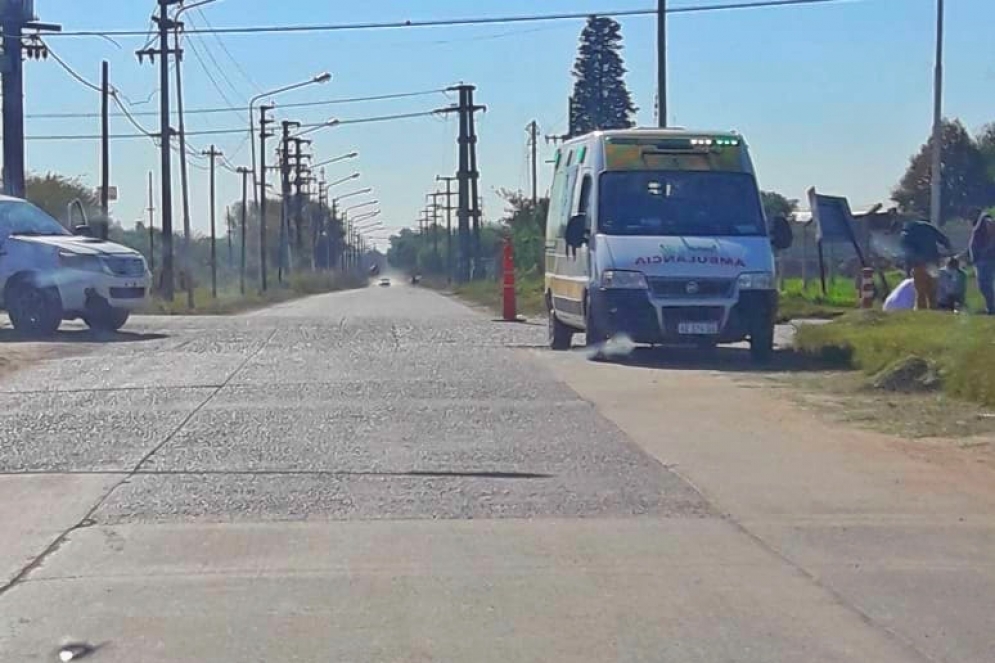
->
[[0, 200, 70, 239], [598, 171, 766, 237]]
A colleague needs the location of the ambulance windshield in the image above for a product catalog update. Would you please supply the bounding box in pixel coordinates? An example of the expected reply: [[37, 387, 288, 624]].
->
[[598, 171, 766, 237]]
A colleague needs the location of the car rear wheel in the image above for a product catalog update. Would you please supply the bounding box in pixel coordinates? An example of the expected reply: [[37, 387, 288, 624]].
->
[[7, 280, 62, 337], [84, 307, 130, 332]]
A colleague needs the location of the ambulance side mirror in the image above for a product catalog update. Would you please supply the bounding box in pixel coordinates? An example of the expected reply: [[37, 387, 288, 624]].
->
[[770, 215, 793, 252]]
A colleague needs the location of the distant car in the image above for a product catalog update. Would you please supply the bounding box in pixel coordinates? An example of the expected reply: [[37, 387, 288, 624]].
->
[[379, 277, 391, 287], [0, 195, 150, 336]]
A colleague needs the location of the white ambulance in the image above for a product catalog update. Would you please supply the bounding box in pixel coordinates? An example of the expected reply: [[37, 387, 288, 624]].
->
[[544, 129, 792, 361]]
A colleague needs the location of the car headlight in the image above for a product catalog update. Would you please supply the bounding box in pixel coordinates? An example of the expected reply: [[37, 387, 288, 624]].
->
[[601, 270, 648, 289], [737, 271, 775, 290], [58, 251, 108, 273]]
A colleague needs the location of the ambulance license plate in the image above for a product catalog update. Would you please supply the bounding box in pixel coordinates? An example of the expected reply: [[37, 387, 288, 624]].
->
[[678, 321, 719, 335]]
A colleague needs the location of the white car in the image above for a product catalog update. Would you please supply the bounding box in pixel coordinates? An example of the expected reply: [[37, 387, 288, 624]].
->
[[0, 195, 150, 335], [379, 277, 391, 287]]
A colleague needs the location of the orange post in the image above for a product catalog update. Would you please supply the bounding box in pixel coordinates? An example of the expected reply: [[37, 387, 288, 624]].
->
[[860, 267, 875, 309], [502, 238, 517, 321]]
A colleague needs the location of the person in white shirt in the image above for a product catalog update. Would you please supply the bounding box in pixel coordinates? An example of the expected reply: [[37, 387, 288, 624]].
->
[[883, 277, 916, 312]]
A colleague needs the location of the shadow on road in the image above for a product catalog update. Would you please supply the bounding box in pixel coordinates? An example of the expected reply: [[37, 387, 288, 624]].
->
[[591, 345, 840, 374], [0, 328, 168, 344]]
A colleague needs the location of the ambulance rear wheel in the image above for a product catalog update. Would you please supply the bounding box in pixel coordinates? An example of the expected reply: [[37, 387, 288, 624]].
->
[[548, 308, 573, 351]]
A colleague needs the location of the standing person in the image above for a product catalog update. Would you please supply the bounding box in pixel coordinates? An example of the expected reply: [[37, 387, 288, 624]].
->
[[900, 219, 952, 310], [970, 212, 995, 314]]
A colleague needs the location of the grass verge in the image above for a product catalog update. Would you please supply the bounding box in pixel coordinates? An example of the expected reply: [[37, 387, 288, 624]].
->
[[138, 272, 367, 315], [794, 310, 995, 408], [451, 273, 545, 318], [777, 277, 857, 322]]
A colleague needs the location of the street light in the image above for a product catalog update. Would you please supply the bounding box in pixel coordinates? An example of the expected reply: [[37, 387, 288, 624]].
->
[[327, 172, 360, 189], [332, 188, 373, 205], [249, 72, 332, 203], [296, 117, 340, 138], [352, 211, 382, 226], [314, 152, 358, 168], [342, 199, 378, 215], [353, 217, 383, 228]]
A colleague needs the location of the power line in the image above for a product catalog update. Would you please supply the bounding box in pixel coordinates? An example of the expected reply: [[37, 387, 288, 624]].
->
[[180, 28, 243, 116], [195, 6, 261, 94], [26, 88, 448, 119], [184, 14, 244, 102], [43, 44, 102, 93], [25, 109, 440, 141], [38, 1, 858, 38]]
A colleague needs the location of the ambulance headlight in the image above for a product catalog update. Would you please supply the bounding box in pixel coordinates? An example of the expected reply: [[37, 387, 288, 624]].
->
[[737, 271, 775, 290], [601, 270, 648, 290]]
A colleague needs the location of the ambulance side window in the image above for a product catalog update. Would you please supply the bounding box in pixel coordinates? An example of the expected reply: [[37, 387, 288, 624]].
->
[[577, 175, 593, 231]]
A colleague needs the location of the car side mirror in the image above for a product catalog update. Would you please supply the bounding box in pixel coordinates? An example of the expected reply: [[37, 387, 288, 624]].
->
[[770, 215, 793, 251], [72, 224, 94, 237], [565, 213, 589, 250]]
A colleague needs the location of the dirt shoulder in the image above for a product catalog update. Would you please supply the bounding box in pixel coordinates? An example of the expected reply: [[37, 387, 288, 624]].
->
[[1, 318, 90, 382]]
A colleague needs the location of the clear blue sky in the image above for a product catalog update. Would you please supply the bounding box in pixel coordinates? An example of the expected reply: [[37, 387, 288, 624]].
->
[[22, 0, 995, 248]]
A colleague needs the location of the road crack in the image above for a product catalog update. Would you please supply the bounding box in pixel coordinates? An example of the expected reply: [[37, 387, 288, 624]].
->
[[0, 329, 278, 600]]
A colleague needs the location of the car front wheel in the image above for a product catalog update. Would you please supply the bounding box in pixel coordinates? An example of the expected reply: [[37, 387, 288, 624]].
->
[[84, 307, 130, 332], [7, 281, 62, 337]]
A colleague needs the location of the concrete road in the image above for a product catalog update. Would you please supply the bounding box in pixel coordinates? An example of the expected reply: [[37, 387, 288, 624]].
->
[[0, 283, 992, 662]]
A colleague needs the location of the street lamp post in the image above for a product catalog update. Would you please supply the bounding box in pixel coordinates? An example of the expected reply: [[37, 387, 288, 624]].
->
[[314, 152, 358, 169], [342, 199, 378, 216], [332, 188, 374, 271], [295, 117, 340, 138], [327, 172, 360, 189], [249, 72, 332, 207]]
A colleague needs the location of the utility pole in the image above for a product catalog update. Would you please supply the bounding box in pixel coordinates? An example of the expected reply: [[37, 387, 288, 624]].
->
[[172, 25, 194, 309], [657, 0, 667, 128], [466, 86, 484, 279], [1, 4, 61, 199], [226, 205, 233, 269], [291, 137, 312, 263], [527, 120, 539, 206], [237, 167, 250, 295], [435, 84, 485, 283], [99, 60, 110, 240], [929, 0, 944, 227], [258, 104, 274, 291], [427, 191, 444, 265], [137, 0, 180, 300], [436, 175, 457, 283], [278, 120, 299, 283], [147, 171, 156, 275], [202, 145, 223, 299]]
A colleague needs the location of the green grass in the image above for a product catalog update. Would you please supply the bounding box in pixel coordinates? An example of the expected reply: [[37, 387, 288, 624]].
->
[[452, 273, 545, 318], [777, 268, 991, 322], [777, 277, 858, 322], [138, 272, 366, 315], [794, 310, 995, 407]]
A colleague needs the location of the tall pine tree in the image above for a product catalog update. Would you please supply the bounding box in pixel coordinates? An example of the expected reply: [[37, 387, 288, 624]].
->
[[569, 16, 637, 137]]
